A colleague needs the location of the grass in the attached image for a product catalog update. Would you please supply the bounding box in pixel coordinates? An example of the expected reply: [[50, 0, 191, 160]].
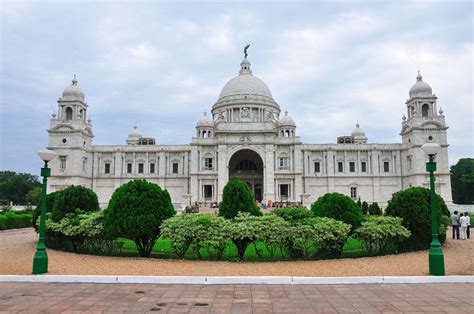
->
[[119, 236, 366, 261]]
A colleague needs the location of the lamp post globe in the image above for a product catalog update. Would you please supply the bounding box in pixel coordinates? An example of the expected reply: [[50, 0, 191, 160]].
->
[[32, 149, 56, 274], [422, 142, 445, 276]]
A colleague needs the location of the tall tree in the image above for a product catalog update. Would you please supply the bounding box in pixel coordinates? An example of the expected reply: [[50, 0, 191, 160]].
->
[[450, 158, 474, 204], [0, 171, 41, 204]]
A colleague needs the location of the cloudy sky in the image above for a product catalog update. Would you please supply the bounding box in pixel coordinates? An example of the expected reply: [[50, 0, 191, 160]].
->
[[1, 0, 472, 175]]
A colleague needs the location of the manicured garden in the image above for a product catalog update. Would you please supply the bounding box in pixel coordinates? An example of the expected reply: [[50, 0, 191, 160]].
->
[[31, 177, 451, 262]]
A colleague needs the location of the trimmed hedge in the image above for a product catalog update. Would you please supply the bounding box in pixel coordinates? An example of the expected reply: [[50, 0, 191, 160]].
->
[[0, 211, 32, 230]]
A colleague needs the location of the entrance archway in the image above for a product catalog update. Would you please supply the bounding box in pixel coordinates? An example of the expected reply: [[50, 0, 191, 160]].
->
[[228, 149, 264, 201]]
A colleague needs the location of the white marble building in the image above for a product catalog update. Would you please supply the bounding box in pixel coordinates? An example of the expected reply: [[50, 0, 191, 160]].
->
[[46, 57, 452, 209]]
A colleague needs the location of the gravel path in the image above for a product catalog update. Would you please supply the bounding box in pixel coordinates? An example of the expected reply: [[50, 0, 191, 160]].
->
[[1, 228, 473, 276]]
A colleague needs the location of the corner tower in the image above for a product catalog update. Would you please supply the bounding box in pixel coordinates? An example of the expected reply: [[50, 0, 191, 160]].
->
[[400, 72, 451, 203]]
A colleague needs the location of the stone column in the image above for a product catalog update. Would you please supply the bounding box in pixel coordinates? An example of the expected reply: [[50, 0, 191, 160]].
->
[[264, 144, 275, 202], [217, 145, 228, 202]]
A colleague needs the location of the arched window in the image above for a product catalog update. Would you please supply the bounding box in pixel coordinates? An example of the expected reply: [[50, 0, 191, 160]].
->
[[65, 107, 73, 121], [422, 104, 429, 117], [235, 160, 258, 171]]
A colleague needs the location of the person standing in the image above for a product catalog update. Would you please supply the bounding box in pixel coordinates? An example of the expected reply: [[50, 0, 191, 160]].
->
[[464, 212, 471, 239], [451, 211, 460, 240], [460, 213, 468, 240]]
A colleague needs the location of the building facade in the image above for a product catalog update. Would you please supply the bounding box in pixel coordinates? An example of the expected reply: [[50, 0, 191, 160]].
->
[[46, 58, 452, 209]]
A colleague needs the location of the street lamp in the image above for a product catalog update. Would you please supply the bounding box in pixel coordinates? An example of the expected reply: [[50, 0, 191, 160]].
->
[[32, 149, 57, 274], [421, 142, 444, 276]]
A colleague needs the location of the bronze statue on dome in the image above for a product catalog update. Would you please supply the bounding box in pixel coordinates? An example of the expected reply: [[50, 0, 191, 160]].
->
[[244, 44, 250, 58]]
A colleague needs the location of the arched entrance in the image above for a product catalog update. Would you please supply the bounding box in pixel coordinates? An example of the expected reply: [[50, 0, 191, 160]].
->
[[228, 149, 264, 201]]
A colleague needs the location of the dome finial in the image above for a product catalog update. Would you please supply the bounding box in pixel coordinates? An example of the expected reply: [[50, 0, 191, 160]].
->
[[244, 44, 250, 58], [72, 74, 78, 85], [356, 120, 359, 127], [416, 70, 422, 82]]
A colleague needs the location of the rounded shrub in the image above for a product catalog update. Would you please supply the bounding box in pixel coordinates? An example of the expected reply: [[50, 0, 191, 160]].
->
[[368, 202, 382, 215], [385, 187, 450, 250], [271, 207, 312, 222], [227, 212, 263, 260], [311, 192, 364, 232], [218, 177, 261, 219], [51, 186, 99, 222], [103, 179, 176, 257], [33, 190, 62, 230]]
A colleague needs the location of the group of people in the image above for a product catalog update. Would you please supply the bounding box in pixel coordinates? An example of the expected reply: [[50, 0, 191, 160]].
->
[[450, 211, 471, 240]]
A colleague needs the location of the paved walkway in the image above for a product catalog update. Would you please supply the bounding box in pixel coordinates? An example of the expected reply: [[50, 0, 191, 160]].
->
[[0, 282, 472, 313]]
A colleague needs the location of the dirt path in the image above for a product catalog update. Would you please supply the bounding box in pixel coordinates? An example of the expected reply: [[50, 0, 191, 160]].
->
[[1, 228, 473, 276]]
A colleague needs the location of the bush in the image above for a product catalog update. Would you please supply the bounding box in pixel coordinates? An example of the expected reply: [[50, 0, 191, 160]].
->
[[255, 214, 290, 258], [227, 213, 263, 260], [161, 214, 230, 259], [104, 179, 176, 257], [362, 201, 369, 215], [218, 177, 261, 219], [309, 217, 351, 258], [353, 216, 411, 254], [0, 211, 32, 230], [271, 207, 312, 222], [385, 187, 450, 250], [51, 185, 99, 222], [368, 202, 382, 215], [311, 192, 364, 232], [33, 191, 61, 231]]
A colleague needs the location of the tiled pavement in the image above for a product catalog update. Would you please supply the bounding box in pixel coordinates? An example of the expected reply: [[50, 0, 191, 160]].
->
[[0, 282, 472, 313]]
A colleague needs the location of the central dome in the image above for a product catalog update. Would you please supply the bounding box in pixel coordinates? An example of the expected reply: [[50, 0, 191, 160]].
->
[[212, 57, 280, 114]]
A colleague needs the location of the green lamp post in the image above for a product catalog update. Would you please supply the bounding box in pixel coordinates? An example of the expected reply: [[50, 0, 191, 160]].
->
[[421, 142, 445, 276], [32, 149, 57, 274]]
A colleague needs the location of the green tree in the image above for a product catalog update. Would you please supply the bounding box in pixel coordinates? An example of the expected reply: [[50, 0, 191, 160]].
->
[[103, 179, 176, 257], [26, 186, 42, 205], [450, 158, 474, 204], [51, 185, 99, 221], [0, 171, 41, 204], [311, 192, 364, 232], [218, 177, 261, 219], [368, 202, 382, 215], [361, 201, 369, 215], [385, 187, 450, 250]]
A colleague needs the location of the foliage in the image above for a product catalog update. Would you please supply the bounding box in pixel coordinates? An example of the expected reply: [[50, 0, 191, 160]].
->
[[385, 187, 450, 250], [353, 216, 411, 254], [218, 177, 261, 219], [26, 186, 42, 206], [255, 214, 290, 258], [104, 179, 176, 257], [161, 214, 230, 259], [368, 202, 382, 215], [0, 171, 41, 204], [362, 201, 369, 215], [271, 207, 312, 222], [43, 210, 122, 254], [33, 191, 61, 231], [227, 212, 263, 260], [311, 192, 364, 232], [0, 211, 32, 230], [450, 158, 474, 204], [51, 185, 99, 222]]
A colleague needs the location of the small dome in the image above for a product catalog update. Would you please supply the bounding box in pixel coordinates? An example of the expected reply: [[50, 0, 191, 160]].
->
[[351, 122, 366, 138], [62, 75, 85, 100], [279, 110, 295, 126], [128, 125, 142, 139], [409, 71, 432, 98], [196, 111, 213, 127]]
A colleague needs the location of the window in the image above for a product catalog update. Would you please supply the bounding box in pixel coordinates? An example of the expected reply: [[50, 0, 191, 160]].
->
[[235, 160, 258, 171], [279, 157, 289, 169], [59, 156, 66, 171], [422, 104, 429, 117], [104, 163, 111, 174], [349, 162, 355, 172], [384, 161, 390, 173], [127, 163, 132, 174], [65, 107, 73, 120], [361, 161, 367, 173], [138, 163, 144, 174], [314, 162, 320, 173], [149, 162, 155, 174], [204, 158, 213, 170], [203, 185, 213, 199], [350, 187, 357, 200], [172, 162, 179, 174], [279, 184, 289, 199], [338, 162, 343, 173], [82, 158, 87, 172]]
